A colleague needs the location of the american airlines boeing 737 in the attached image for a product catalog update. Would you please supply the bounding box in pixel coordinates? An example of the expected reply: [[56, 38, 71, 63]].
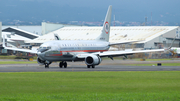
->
[[3, 6, 169, 68]]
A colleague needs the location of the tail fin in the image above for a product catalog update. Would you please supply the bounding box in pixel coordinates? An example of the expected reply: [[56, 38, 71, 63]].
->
[[54, 33, 61, 40], [96, 5, 112, 42]]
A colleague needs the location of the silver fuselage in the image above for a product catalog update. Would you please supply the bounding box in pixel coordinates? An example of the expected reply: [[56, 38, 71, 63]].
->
[[38, 40, 110, 62]]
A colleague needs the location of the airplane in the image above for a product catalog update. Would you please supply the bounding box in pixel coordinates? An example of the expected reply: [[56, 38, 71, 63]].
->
[[3, 5, 171, 68]]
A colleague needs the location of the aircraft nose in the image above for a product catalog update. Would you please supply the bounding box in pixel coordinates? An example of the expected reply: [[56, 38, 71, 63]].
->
[[37, 51, 41, 54], [37, 52, 44, 59]]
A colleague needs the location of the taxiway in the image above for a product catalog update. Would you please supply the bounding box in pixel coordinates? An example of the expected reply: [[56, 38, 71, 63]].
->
[[0, 59, 180, 72]]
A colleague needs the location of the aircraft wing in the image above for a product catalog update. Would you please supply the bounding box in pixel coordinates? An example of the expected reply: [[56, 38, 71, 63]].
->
[[98, 49, 164, 57], [3, 35, 37, 54], [4, 47, 38, 54], [76, 49, 165, 58]]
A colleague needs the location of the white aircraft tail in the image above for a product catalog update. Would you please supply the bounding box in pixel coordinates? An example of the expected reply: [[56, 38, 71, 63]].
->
[[96, 5, 112, 42], [54, 33, 61, 40]]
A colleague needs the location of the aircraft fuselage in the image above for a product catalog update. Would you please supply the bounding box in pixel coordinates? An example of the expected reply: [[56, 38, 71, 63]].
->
[[38, 40, 110, 62]]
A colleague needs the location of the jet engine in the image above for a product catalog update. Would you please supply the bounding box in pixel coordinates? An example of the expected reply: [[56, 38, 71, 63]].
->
[[37, 57, 45, 65], [85, 55, 102, 66]]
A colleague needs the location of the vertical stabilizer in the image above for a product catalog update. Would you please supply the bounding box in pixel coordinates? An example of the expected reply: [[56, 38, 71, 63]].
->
[[96, 5, 112, 42], [54, 33, 61, 40]]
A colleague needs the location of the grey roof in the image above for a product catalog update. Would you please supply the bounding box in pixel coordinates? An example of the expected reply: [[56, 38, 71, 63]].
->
[[27, 26, 179, 44], [2, 27, 39, 39]]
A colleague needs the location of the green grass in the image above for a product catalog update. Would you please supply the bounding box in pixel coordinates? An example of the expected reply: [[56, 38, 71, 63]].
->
[[0, 55, 18, 59], [0, 61, 37, 64], [0, 71, 180, 101]]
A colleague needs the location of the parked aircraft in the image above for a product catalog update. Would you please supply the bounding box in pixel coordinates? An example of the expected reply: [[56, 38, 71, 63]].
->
[[3, 6, 168, 68]]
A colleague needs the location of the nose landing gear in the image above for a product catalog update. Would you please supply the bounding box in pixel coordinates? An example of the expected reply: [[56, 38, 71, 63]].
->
[[44, 61, 51, 68], [59, 61, 67, 68], [45, 63, 49, 68]]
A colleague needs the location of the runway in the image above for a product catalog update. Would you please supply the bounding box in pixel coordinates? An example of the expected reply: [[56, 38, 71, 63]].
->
[[0, 60, 180, 72]]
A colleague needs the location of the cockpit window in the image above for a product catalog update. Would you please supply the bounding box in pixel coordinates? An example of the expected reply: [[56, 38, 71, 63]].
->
[[38, 46, 51, 53], [40, 47, 51, 49]]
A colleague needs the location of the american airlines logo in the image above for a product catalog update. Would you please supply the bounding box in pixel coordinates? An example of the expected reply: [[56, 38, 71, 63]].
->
[[104, 21, 109, 34]]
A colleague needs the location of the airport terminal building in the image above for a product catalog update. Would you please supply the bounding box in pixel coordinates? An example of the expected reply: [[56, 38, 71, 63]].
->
[[0, 22, 180, 55], [27, 23, 180, 51]]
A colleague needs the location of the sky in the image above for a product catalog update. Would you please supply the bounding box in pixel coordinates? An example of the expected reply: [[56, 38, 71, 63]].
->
[[0, 0, 180, 23]]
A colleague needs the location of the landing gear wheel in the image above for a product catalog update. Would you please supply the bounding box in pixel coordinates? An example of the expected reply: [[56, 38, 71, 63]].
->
[[64, 62, 67, 68], [87, 65, 90, 68], [87, 65, 95, 68], [92, 65, 95, 68], [45, 63, 49, 68], [59, 62, 63, 68], [59, 61, 67, 68]]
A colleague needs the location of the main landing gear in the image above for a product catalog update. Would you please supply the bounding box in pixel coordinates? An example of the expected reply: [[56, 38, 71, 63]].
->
[[87, 65, 95, 68], [59, 61, 67, 68], [44, 62, 67, 68], [45, 61, 96, 69]]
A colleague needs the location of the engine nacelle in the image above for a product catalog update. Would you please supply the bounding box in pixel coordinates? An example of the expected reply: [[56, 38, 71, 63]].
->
[[37, 57, 45, 65], [85, 55, 102, 65]]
